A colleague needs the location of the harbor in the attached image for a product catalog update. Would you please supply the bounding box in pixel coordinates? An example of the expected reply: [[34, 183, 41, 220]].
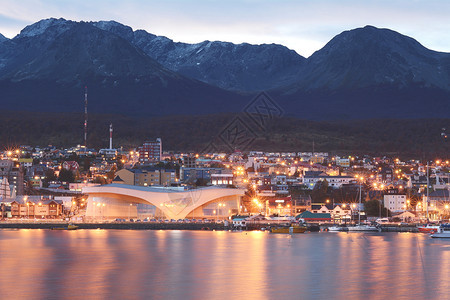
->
[[0, 220, 425, 233], [1, 229, 449, 299]]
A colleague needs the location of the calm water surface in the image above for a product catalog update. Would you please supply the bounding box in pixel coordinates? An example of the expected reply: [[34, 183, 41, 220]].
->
[[0, 229, 449, 299]]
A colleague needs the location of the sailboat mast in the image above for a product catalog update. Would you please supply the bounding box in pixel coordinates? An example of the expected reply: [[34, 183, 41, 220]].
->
[[359, 178, 362, 224], [426, 162, 429, 221]]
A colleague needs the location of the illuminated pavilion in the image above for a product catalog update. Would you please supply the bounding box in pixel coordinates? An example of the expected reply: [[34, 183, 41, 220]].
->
[[82, 184, 245, 220]]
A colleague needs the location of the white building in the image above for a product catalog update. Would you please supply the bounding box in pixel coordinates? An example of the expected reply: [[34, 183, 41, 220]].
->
[[83, 184, 245, 220], [384, 194, 407, 212], [211, 174, 233, 185], [303, 175, 356, 189], [335, 157, 350, 167]]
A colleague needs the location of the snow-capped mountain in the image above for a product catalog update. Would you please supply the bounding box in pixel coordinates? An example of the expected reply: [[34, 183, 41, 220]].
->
[[0, 18, 449, 119], [0, 19, 244, 115], [92, 20, 306, 91], [286, 25, 450, 92]]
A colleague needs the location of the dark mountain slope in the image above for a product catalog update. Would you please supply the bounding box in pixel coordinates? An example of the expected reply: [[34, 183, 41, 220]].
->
[[93, 20, 306, 91], [0, 19, 245, 115]]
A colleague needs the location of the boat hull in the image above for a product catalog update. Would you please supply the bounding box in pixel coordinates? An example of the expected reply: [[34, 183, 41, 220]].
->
[[329, 225, 379, 232], [271, 226, 307, 234], [51, 225, 79, 230], [328, 226, 348, 232], [431, 233, 450, 238], [418, 226, 440, 233], [430, 225, 450, 238], [347, 225, 380, 232]]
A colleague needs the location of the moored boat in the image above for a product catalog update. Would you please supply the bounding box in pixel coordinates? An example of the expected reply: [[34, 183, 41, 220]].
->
[[347, 224, 380, 232], [430, 224, 450, 238], [271, 224, 307, 234], [328, 224, 379, 232], [51, 224, 79, 230], [417, 224, 440, 233], [328, 225, 348, 232]]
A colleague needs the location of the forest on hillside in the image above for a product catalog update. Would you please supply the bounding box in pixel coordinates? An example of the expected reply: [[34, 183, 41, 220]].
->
[[0, 111, 448, 158]]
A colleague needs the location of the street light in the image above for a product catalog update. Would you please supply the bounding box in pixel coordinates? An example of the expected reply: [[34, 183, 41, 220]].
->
[[352, 203, 356, 223]]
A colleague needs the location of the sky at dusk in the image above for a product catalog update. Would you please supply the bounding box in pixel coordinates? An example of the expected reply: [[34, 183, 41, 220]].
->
[[0, 0, 449, 57]]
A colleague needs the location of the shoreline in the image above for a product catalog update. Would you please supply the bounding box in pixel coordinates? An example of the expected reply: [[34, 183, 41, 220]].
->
[[0, 222, 226, 230], [0, 222, 419, 232]]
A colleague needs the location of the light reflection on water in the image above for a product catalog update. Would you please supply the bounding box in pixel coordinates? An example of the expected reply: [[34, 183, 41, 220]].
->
[[0, 230, 449, 299]]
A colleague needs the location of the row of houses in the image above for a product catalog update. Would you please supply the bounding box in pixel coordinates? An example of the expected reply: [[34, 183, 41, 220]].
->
[[11, 199, 64, 218], [1, 196, 74, 219]]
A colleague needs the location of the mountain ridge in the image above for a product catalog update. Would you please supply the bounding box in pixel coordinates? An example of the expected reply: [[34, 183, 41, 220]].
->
[[90, 20, 306, 91], [0, 18, 449, 120]]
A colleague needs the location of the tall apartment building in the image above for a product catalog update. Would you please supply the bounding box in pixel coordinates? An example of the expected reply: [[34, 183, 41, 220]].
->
[[137, 138, 162, 164], [182, 155, 197, 168], [383, 194, 407, 212], [0, 160, 23, 195]]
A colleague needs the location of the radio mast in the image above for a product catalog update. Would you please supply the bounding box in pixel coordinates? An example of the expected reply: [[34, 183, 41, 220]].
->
[[109, 123, 113, 149], [84, 86, 88, 149]]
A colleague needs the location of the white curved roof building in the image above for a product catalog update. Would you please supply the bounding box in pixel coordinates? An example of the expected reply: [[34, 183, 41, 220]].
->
[[82, 184, 246, 220]]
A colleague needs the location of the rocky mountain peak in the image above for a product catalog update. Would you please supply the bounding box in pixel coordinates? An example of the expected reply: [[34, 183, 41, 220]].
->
[[91, 20, 135, 41], [293, 25, 450, 91], [18, 18, 72, 38]]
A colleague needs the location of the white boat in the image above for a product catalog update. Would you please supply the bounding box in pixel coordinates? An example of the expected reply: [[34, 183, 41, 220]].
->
[[328, 225, 348, 232], [347, 224, 380, 232], [430, 225, 450, 238]]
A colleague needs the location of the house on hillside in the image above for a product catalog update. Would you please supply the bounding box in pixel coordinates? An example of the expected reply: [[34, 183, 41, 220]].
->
[[62, 161, 79, 172]]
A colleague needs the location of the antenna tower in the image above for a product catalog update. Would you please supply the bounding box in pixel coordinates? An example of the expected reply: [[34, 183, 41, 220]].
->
[[84, 86, 88, 148]]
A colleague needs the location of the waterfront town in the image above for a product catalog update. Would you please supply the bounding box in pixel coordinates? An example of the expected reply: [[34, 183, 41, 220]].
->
[[0, 137, 448, 227]]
